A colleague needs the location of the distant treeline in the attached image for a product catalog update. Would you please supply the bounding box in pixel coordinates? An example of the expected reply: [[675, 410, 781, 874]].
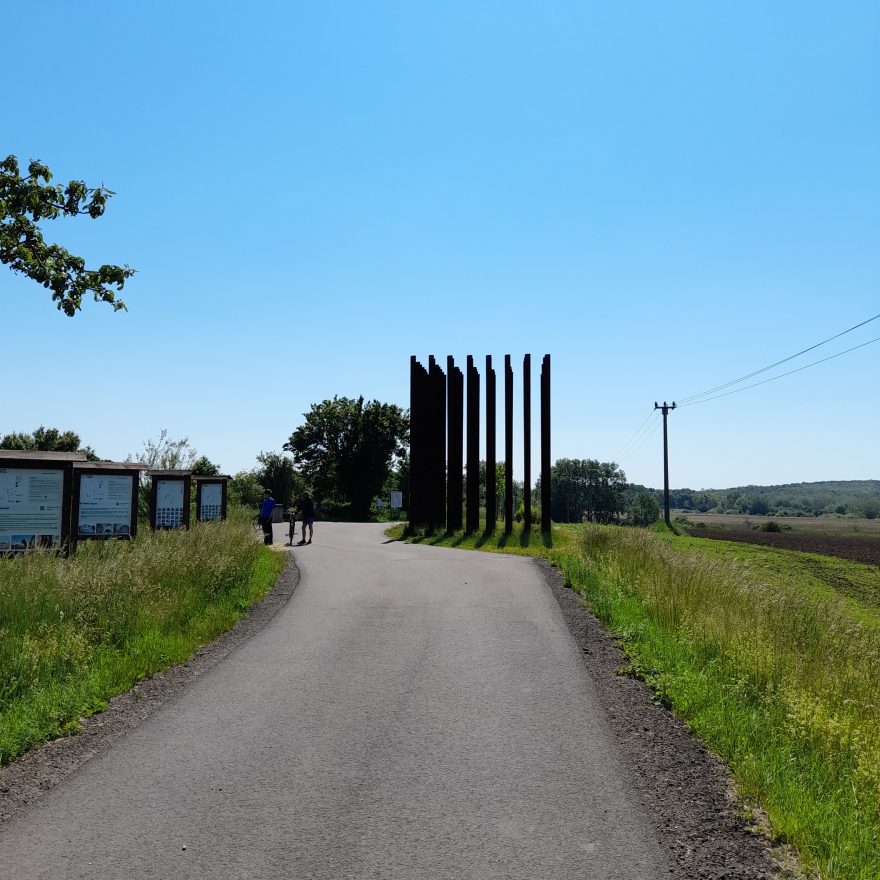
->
[[548, 460, 880, 523], [625, 479, 880, 520]]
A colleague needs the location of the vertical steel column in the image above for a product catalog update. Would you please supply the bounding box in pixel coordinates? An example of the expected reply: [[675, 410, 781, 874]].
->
[[428, 356, 446, 530], [523, 354, 531, 531], [541, 354, 551, 532], [485, 355, 496, 531], [465, 355, 480, 534], [409, 356, 429, 524], [446, 356, 464, 532], [504, 354, 513, 534]]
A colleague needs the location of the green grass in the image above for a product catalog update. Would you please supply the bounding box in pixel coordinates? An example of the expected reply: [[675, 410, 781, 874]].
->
[[0, 510, 285, 765], [391, 519, 880, 879]]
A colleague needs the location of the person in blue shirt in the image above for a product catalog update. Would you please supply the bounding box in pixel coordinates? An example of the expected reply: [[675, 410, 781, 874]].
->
[[259, 490, 276, 545]]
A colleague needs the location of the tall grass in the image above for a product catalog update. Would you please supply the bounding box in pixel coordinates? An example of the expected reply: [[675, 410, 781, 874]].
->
[[0, 511, 284, 765], [564, 524, 880, 880]]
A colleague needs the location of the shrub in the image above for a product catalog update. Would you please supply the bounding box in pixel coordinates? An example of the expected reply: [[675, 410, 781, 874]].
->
[[629, 491, 660, 527]]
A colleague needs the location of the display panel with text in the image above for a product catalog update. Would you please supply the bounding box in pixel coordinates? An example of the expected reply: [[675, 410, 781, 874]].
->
[[77, 474, 135, 538], [199, 483, 223, 520], [0, 468, 64, 551], [155, 479, 185, 528]]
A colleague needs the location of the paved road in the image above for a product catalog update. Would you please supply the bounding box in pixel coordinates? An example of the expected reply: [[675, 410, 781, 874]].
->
[[0, 523, 670, 879]]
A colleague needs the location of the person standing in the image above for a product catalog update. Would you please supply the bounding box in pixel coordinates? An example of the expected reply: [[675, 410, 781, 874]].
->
[[259, 490, 276, 545], [295, 491, 315, 545]]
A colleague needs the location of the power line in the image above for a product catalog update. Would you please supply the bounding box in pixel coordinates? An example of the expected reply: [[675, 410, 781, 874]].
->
[[679, 334, 880, 407], [617, 417, 662, 463], [677, 312, 880, 405], [610, 409, 660, 463]]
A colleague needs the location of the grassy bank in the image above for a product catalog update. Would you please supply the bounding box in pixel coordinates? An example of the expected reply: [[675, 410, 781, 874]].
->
[[0, 511, 285, 765], [392, 520, 880, 879]]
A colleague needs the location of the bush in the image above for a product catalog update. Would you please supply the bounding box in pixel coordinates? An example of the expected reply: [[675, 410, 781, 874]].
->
[[630, 491, 660, 527], [514, 501, 540, 524]]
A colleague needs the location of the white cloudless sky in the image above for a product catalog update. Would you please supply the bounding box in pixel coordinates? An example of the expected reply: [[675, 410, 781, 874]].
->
[[3, 1, 878, 490]]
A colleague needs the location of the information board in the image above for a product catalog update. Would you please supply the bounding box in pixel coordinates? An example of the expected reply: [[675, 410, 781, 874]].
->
[[155, 479, 185, 528], [77, 474, 135, 537], [0, 467, 63, 551], [199, 483, 223, 521], [390, 491, 403, 509]]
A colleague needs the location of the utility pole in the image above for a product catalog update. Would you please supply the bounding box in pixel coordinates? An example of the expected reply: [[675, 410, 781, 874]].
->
[[654, 401, 677, 526]]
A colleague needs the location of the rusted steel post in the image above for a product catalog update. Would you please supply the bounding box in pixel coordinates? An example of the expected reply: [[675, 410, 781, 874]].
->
[[428, 356, 446, 530], [485, 355, 496, 531], [466, 356, 480, 534], [523, 354, 531, 531], [541, 354, 551, 532], [409, 356, 429, 524], [446, 356, 464, 532], [504, 354, 513, 534]]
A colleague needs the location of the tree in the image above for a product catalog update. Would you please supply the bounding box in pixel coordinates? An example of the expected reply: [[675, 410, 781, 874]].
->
[[256, 451, 304, 510], [229, 470, 265, 509], [285, 396, 409, 520], [1, 155, 134, 315], [1, 425, 100, 460], [548, 458, 627, 524], [191, 455, 221, 476], [630, 491, 660, 527], [132, 429, 200, 470]]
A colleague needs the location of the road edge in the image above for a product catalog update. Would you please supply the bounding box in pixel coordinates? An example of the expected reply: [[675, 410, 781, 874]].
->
[[0, 549, 301, 826], [535, 555, 804, 880]]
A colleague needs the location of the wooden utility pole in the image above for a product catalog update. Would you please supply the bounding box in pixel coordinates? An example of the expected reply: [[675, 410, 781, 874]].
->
[[654, 401, 677, 526]]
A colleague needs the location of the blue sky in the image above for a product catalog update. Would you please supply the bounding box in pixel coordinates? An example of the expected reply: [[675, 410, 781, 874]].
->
[[3, 1, 878, 490]]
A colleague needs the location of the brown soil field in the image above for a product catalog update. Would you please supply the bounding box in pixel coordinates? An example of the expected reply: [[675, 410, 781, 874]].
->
[[685, 527, 880, 568], [680, 512, 880, 536]]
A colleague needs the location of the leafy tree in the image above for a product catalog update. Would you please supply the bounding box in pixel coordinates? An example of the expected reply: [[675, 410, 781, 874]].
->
[[630, 491, 660, 527], [548, 458, 627, 524], [382, 450, 410, 508], [191, 455, 221, 476], [1, 425, 99, 460], [1, 155, 134, 315], [285, 396, 409, 520], [256, 451, 304, 510], [229, 470, 265, 510], [747, 496, 769, 516]]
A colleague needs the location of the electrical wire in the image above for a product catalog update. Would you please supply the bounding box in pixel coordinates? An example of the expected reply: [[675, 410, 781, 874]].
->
[[678, 334, 880, 407], [609, 409, 660, 463], [617, 418, 663, 464], [677, 312, 880, 405]]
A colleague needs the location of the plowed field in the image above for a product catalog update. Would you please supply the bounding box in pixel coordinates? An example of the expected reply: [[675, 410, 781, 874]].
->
[[687, 528, 880, 568]]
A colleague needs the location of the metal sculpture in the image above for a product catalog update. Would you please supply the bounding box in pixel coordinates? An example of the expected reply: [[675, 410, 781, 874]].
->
[[408, 353, 549, 537]]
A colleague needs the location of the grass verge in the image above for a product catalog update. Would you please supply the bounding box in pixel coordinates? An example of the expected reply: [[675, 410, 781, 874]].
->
[[391, 519, 880, 879], [0, 510, 285, 765]]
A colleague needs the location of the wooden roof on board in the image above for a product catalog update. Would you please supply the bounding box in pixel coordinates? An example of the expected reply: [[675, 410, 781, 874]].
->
[[193, 474, 231, 481], [73, 461, 147, 471], [146, 469, 193, 477], [0, 450, 88, 461]]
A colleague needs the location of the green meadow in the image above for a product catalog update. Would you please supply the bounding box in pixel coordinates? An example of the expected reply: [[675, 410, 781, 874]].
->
[[390, 520, 880, 880]]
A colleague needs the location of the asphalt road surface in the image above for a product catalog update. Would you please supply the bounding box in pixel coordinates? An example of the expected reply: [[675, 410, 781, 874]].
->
[[0, 523, 671, 879]]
